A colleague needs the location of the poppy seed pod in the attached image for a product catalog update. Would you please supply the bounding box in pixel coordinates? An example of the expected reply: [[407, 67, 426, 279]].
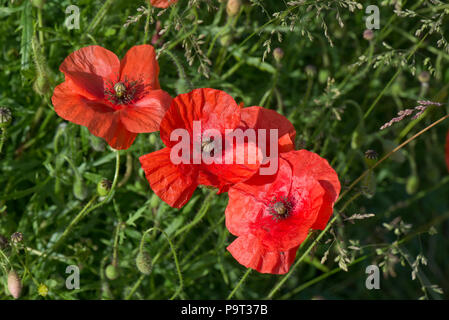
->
[[11, 232, 23, 244], [7, 270, 22, 299], [136, 251, 153, 275], [0, 107, 12, 128], [226, 0, 241, 17], [105, 264, 119, 280], [97, 179, 112, 197]]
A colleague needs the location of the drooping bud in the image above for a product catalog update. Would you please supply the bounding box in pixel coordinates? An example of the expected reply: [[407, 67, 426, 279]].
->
[[97, 179, 112, 197], [11, 232, 23, 244], [7, 270, 22, 299], [105, 264, 119, 280], [273, 48, 284, 63], [136, 251, 152, 275], [0, 107, 12, 128], [363, 29, 374, 41], [226, 0, 241, 17], [406, 175, 419, 195]]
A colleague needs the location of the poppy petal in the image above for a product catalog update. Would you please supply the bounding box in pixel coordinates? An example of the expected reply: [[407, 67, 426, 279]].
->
[[282, 150, 341, 230], [139, 148, 199, 208], [203, 137, 262, 189], [227, 234, 299, 274], [160, 88, 241, 147], [120, 90, 172, 133], [240, 106, 296, 153], [225, 158, 292, 236], [120, 44, 160, 90], [52, 81, 136, 150], [60, 46, 120, 100]]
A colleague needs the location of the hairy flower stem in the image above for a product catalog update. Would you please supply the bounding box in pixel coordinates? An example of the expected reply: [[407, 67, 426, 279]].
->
[[227, 268, 252, 300], [162, 49, 194, 92], [86, 0, 115, 34]]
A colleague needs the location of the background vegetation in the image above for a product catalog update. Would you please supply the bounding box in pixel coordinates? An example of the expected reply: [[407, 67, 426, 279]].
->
[[1, 0, 449, 300]]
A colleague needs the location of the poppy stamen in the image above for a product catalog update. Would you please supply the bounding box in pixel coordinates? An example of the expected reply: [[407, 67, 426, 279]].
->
[[104, 76, 148, 106], [268, 196, 292, 221]]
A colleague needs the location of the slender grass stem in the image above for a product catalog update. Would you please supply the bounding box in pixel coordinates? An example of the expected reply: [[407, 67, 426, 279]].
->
[[227, 268, 252, 300]]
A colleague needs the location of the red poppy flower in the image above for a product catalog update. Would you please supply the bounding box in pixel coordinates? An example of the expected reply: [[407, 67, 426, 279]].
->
[[139, 88, 262, 208], [226, 149, 340, 274], [52, 45, 172, 150], [150, 0, 178, 8], [446, 131, 449, 172], [210, 106, 296, 194]]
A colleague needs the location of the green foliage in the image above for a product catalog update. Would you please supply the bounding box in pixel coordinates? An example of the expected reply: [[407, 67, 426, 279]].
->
[[0, 0, 449, 300]]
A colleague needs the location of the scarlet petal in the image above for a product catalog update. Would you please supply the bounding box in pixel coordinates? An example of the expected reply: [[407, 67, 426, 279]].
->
[[204, 137, 262, 189], [227, 234, 299, 274], [282, 150, 341, 230], [225, 159, 292, 237], [139, 148, 199, 208], [52, 81, 136, 150], [120, 44, 161, 90], [60, 46, 120, 100], [446, 131, 449, 173], [120, 90, 172, 133], [240, 106, 296, 153], [150, 0, 178, 9], [160, 88, 241, 147]]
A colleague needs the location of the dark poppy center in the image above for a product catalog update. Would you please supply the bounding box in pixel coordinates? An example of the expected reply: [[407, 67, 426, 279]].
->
[[268, 196, 292, 221], [104, 77, 147, 105]]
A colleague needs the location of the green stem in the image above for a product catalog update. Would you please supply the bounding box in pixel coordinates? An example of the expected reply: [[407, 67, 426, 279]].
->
[[0, 128, 6, 154], [227, 268, 252, 300], [51, 150, 121, 252], [86, 0, 114, 34]]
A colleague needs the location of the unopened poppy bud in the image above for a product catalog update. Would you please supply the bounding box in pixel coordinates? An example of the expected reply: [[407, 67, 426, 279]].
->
[[136, 251, 152, 275], [31, 0, 45, 9], [105, 264, 119, 280], [149, 133, 158, 145], [0, 107, 12, 128], [226, 0, 241, 17], [38, 283, 49, 297], [406, 175, 419, 195], [418, 71, 430, 83], [149, 193, 160, 209], [7, 270, 22, 299], [11, 232, 23, 244], [33, 74, 50, 96], [73, 178, 87, 201], [97, 179, 112, 197], [273, 48, 284, 63], [363, 29, 374, 41]]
